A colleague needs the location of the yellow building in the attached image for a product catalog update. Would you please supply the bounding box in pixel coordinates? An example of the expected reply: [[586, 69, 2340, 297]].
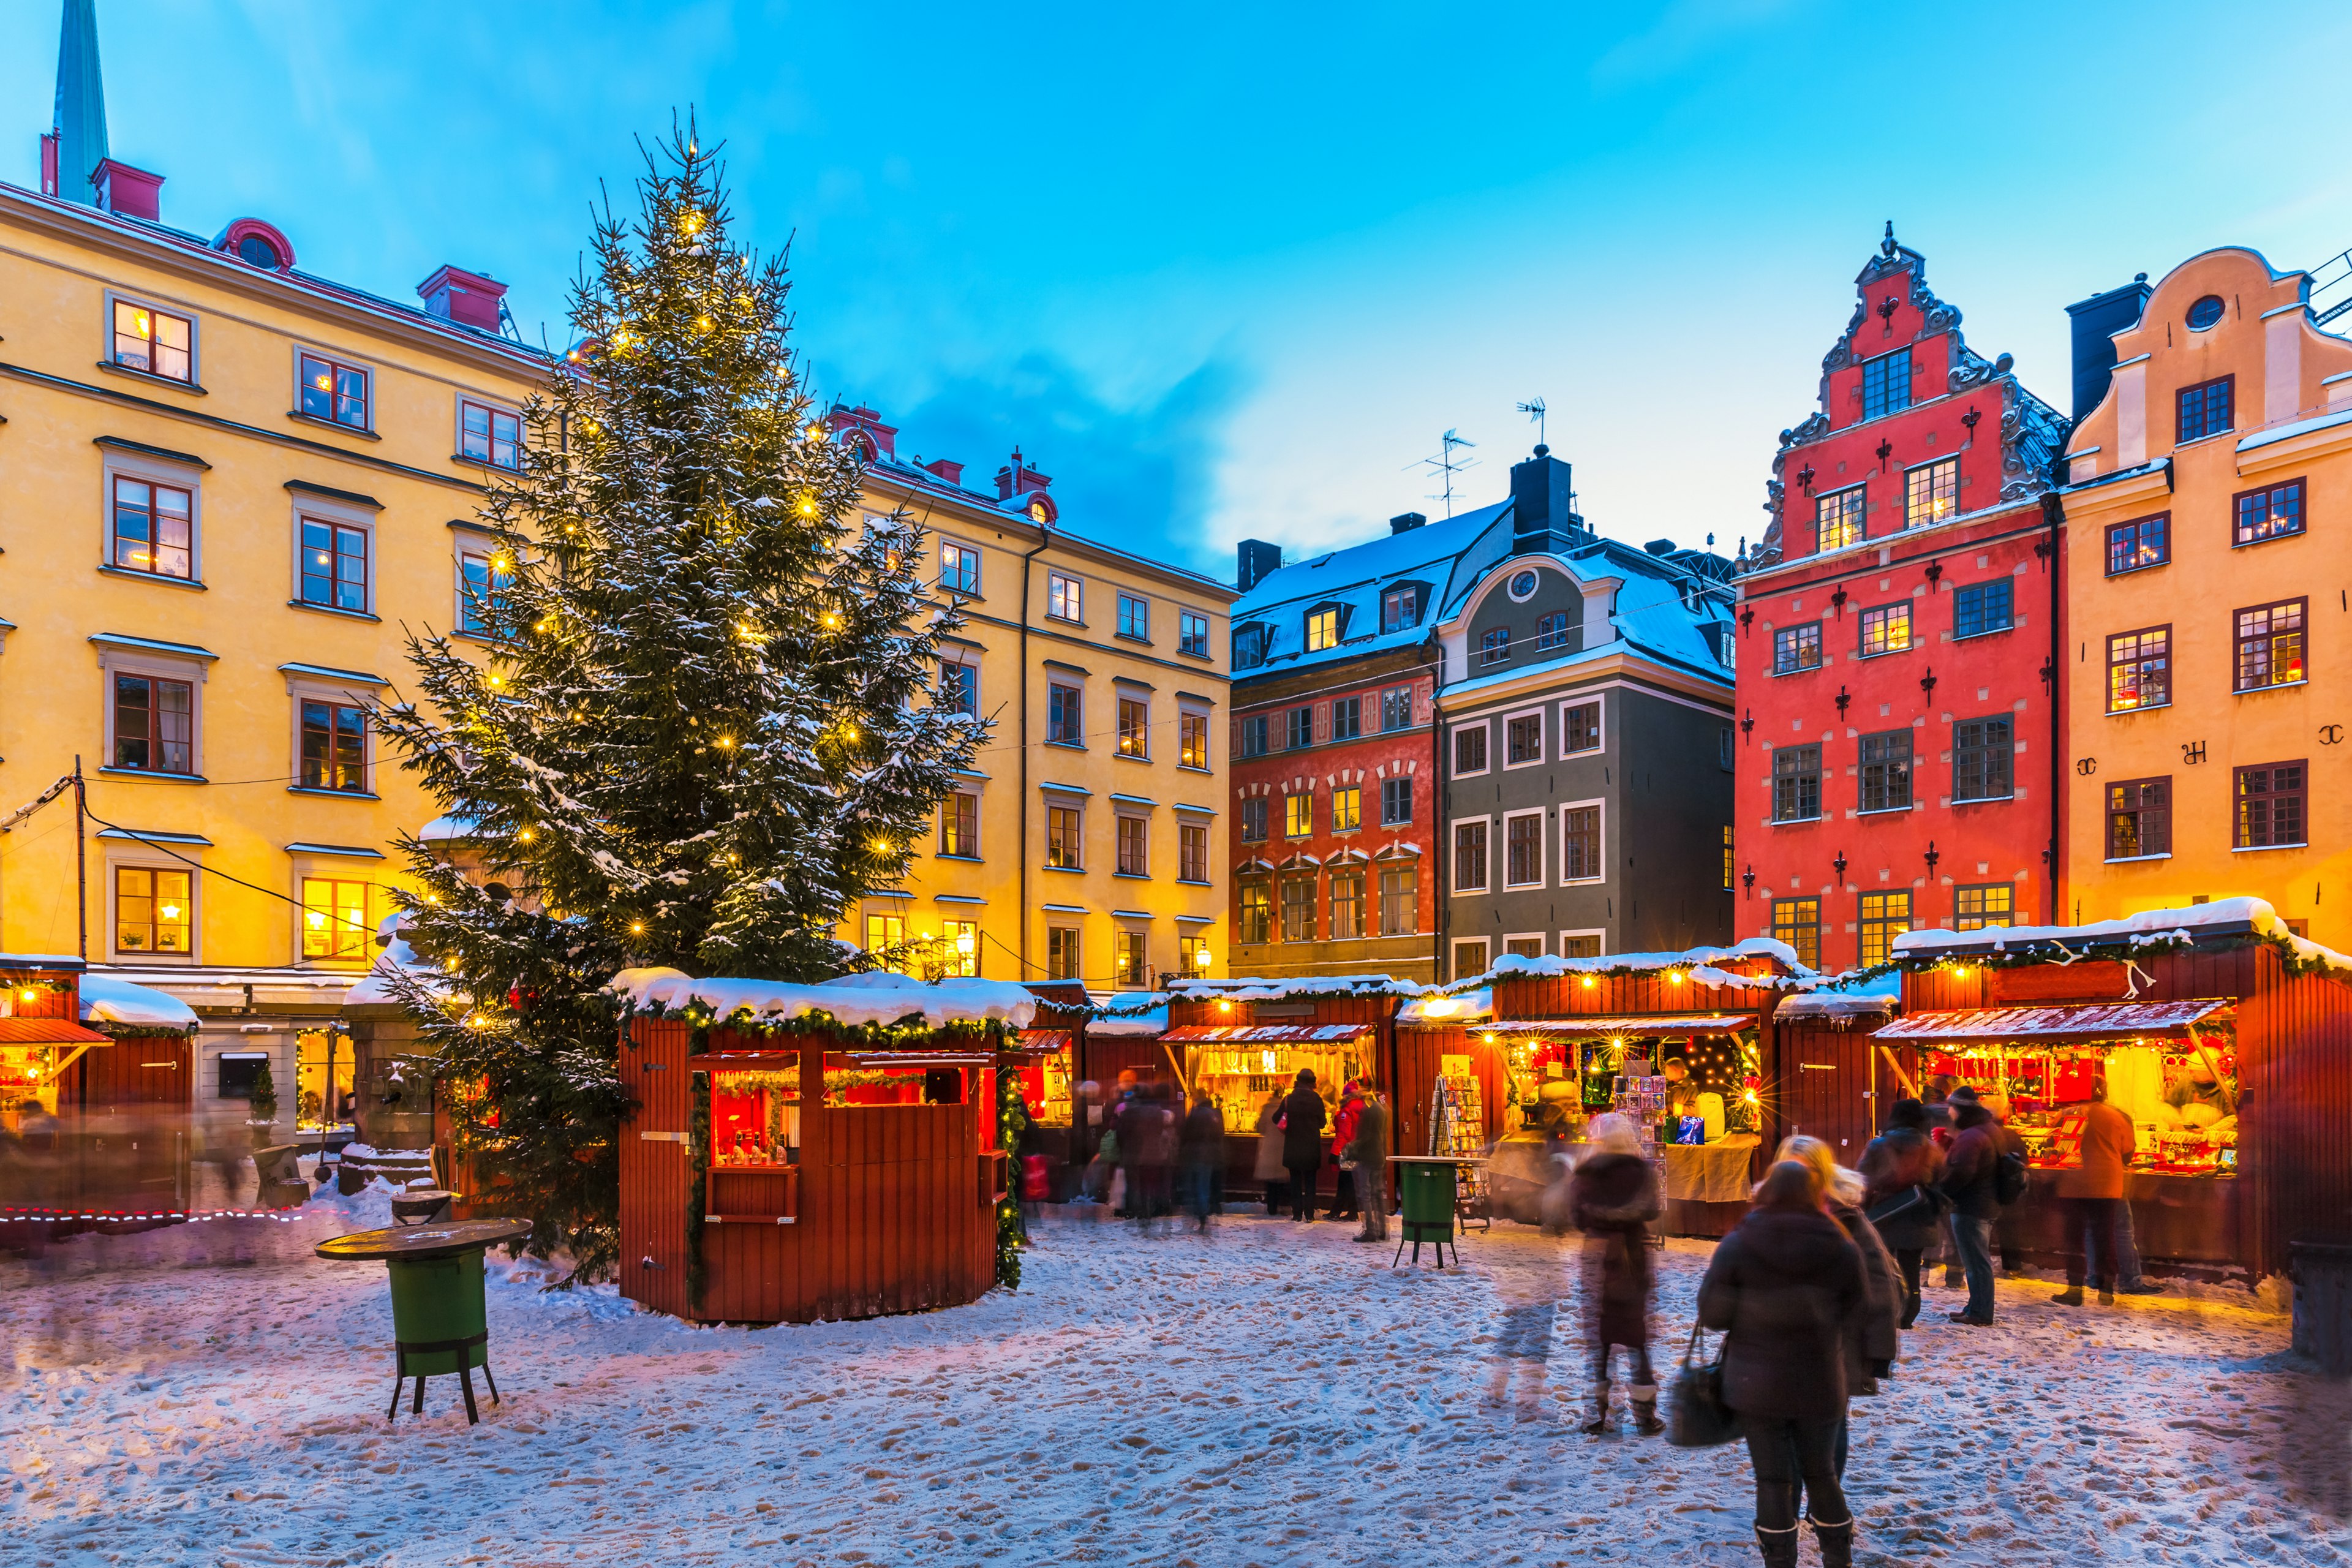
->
[[826, 407, 1235, 992], [2061, 247, 2352, 942], [0, 157, 547, 1121]]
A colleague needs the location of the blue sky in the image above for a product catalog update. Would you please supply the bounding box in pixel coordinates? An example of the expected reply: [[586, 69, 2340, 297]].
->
[[7, 1, 2350, 580]]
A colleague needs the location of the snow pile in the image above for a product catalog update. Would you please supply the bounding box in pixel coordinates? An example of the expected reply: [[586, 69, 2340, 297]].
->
[[1167, 973, 1435, 1003], [343, 911, 434, 1008], [1777, 972, 1901, 1021], [417, 813, 480, 842], [609, 968, 1039, 1029], [1471, 937, 1808, 989], [1896, 895, 2352, 977], [1399, 987, 1493, 1025], [77, 973, 197, 1030], [1088, 992, 1169, 1036]]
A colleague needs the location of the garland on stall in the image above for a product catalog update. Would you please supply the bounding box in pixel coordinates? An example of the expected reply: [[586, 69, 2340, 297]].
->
[[994, 1063, 1030, 1292], [625, 998, 1017, 1053], [687, 1069, 710, 1317]]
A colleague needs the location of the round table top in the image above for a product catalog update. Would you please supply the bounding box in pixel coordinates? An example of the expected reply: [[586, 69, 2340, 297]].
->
[[315, 1218, 532, 1262]]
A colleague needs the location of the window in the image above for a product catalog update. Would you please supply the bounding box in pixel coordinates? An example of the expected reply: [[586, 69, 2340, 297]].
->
[[1952, 717, 2013, 802], [1332, 696, 1362, 741], [1860, 348, 1911, 421], [1047, 573, 1082, 622], [1117, 816, 1150, 875], [1953, 884, 2014, 932], [2106, 514, 2168, 576], [1047, 927, 1082, 981], [1179, 822, 1208, 881], [1857, 603, 1911, 657], [1381, 777, 1412, 826], [1114, 931, 1148, 988], [940, 541, 981, 595], [459, 548, 511, 635], [298, 352, 370, 429], [1453, 726, 1488, 775], [940, 792, 979, 857], [1117, 593, 1150, 641], [1047, 805, 1082, 868], [1180, 712, 1209, 769], [1505, 814, 1544, 888], [2106, 778, 2171, 859], [1904, 458, 1958, 528], [2234, 600, 2305, 692], [1771, 745, 1821, 822], [1381, 587, 1419, 633], [459, 399, 522, 469], [1233, 626, 1265, 669], [1178, 933, 1209, 976], [1381, 686, 1414, 731], [1117, 698, 1149, 758], [1504, 936, 1545, 959], [1451, 939, 1490, 979], [301, 878, 372, 960], [296, 518, 369, 612], [2235, 763, 2307, 849], [938, 919, 980, 979], [1773, 622, 1823, 674], [1535, 611, 1573, 651], [1858, 729, 1913, 812], [300, 701, 367, 793], [1772, 898, 1821, 970], [1719, 725, 1735, 769], [2177, 375, 2233, 443], [1452, 820, 1489, 893], [1179, 609, 1210, 658], [1480, 627, 1511, 666], [1280, 878, 1316, 943], [111, 477, 194, 579], [1858, 891, 1912, 968], [1330, 872, 1364, 941], [2107, 627, 2170, 712], [1240, 714, 1269, 757], [1305, 607, 1340, 651], [1722, 826, 1735, 892], [1948, 577, 2013, 640], [1561, 933, 1604, 959], [1286, 706, 1314, 750], [2235, 480, 2305, 548], [115, 867, 191, 955], [1239, 797, 1268, 843], [1239, 884, 1271, 946], [113, 674, 194, 774], [1379, 867, 1417, 936], [1048, 683, 1084, 745], [1561, 805, 1601, 882], [1506, 713, 1542, 764], [113, 300, 192, 382], [1284, 794, 1313, 838], [1563, 701, 1600, 755], [940, 661, 978, 718], [1816, 488, 1864, 552], [1332, 786, 1362, 832]]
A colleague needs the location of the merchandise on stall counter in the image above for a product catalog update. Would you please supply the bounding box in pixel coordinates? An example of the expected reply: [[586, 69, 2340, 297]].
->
[[709, 1069, 801, 1168], [1186, 1041, 1370, 1134], [1923, 1038, 2237, 1178]]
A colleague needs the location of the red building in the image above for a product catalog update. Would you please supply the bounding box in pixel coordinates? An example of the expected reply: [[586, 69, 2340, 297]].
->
[[1735, 227, 2069, 970]]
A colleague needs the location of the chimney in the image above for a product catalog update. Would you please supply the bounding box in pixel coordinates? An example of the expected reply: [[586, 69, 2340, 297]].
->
[[1389, 511, 1427, 535], [1237, 540, 1283, 592], [2065, 274, 2152, 424], [921, 457, 965, 485], [993, 447, 1050, 500], [1643, 538, 1678, 556], [823, 404, 898, 461], [419, 265, 508, 333], [1509, 445, 1580, 556], [92, 158, 160, 221], [40, 132, 58, 198]]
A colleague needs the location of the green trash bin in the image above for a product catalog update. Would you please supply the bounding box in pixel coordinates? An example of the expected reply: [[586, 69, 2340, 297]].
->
[[318, 1218, 532, 1424], [1390, 1158, 1465, 1268]]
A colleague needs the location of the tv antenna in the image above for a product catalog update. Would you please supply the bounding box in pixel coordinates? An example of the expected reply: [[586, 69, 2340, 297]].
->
[[1411, 428, 1479, 516], [1517, 398, 1547, 448]]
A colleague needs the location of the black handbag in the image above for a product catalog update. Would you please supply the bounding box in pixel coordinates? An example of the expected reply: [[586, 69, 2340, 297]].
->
[[1864, 1183, 1932, 1229], [1667, 1322, 1740, 1449]]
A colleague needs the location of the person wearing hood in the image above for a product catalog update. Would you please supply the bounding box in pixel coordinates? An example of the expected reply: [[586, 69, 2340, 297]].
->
[[1568, 1113, 1665, 1435], [1777, 1134, 1902, 1482], [1252, 1088, 1289, 1216], [1278, 1068, 1328, 1222], [1858, 1098, 1945, 1330], [1939, 1096, 2002, 1325], [1698, 1159, 1868, 1568]]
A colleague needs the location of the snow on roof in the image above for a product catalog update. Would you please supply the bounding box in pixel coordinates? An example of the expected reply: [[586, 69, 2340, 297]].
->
[[0, 952, 85, 970], [1399, 987, 1491, 1025], [1438, 537, 1733, 688], [418, 815, 480, 843], [609, 968, 1039, 1030], [1089, 991, 1170, 1036], [1896, 895, 2352, 979], [1168, 974, 1436, 1003], [2237, 405, 2352, 453], [78, 972, 199, 1029], [1470, 938, 1806, 990], [1776, 973, 1901, 1020], [344, 913, 433, 1008], [1231, 501, 1514, 679]]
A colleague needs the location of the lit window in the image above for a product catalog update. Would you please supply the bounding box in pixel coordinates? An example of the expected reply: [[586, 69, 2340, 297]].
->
[[1238, 884, 1271, 945], [1904, 458, 1958, 527], [939, 919, 979, 979], [2106, 627, 2170, 712], [939, 542, 981, 595], [1954, 884, 2013, 931], [115, 867, 191, 955], [1114, 930, 1148, 986], [1047, 927, 1081, 981], [1118, 698, 1150, 758], [1722, 826, 1735, 892], [111, 477, 194, 579], [1773, 622, 1823, 674], [1859, 891, 1912, 968], [1180, 712, 1209, 769], [2106, 778, 2169, 860], [1047, 573, 1082, 622], [2235, 481, 2305, 548], [2105, 514, 2168, 575], [1306, 608, 1340, 650], [863, 911, 907, 954], [300, 701, 368, 793], [2234, 601, 2305, 692], [112, 300, 193, 382], [1815, 488, 1864, 552], [940, 791, 979, 857], [1047, 806, 1082, 869], [301, 878, 372, 960], [2235, 763, 2307, 848], [459, 399, 523, 469], [1285, 794, 1313, 838], [1280, 878, 1316, 943], [300, 518, 368, 612], [299, 352, 371, 429], [113, 674, 194, 774], [1179, 933, 1210, 974], [1857, 603, 1911, 657], [1332, 786, 1362, 832], [1772, 897, 1820, 970]]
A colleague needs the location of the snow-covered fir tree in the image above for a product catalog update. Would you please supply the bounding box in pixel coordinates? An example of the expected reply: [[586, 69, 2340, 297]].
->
[[372, 126, 986, 1280]]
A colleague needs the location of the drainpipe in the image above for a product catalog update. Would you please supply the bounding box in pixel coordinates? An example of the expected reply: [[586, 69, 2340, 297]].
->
[[2042, 489, 2064, 920], [1016, 519, 1053, 977]]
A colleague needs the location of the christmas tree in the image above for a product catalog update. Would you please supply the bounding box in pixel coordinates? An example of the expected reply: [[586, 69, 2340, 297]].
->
[[372, 124, 986, 1282]]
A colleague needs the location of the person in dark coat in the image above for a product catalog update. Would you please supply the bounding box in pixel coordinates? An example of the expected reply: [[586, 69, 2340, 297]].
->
[[1939, 1098, 2002, 1325], [1279, 1069, 1327, 1222], [1778, 1135, 1902, 1487], [1858, 1098, 1946, 1329], [1344, 1088, 1392, 1242], [1327, 1082, 1363, 1223], [1177, 1088, 1225, 1233], [1567, 1113, 1664, 1435], [1697, 1160, 1868, 1568]]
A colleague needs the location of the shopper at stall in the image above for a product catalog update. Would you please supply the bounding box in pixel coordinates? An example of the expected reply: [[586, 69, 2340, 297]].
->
[[1178, 1088, 1224, 1234], [1329, 1082, 1364, 1224], [1939, 1096, 2002, 1325], [1858, 1099, 1945, 1330], [1569, 1114, 1664, 1436], [1697, 1159, 1868, 1568], [1253, 1089, 1289, 1216], [1344, 1087, 1391, 1243], [2053, 1075, 2135, 1306], [1279, 1069, 1328, 1223], [2167, 1058, 2239, 1120]]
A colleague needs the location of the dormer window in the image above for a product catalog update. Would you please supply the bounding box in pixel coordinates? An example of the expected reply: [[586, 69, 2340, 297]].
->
[[1027, 499, 1052, 524], [1234, 624, 1266, 669], [1381, 586, 1420, 633], [1305, 606, 1341, 652]]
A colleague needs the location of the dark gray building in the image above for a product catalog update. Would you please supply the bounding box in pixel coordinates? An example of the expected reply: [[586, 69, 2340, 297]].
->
[[1434, 447, 1738, 978]]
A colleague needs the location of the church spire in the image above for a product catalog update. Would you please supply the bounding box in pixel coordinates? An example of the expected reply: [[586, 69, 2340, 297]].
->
[[53, 0, 109, 206]]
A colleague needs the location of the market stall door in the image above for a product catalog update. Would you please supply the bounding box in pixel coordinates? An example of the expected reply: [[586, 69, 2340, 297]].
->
[[1780, 1026, 1876, 1159]]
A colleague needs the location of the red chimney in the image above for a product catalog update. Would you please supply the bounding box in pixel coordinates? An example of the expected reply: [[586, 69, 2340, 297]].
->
[[93, 159, 163, 221], [823, 404, 898, 461], [994, 447, 1052, 501], [921, 457, 965, 484], [418, 265, 508, 332]]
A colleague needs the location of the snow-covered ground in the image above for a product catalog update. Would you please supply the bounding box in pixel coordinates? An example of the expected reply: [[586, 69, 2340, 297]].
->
[[4, 1192, 2348, 1567]]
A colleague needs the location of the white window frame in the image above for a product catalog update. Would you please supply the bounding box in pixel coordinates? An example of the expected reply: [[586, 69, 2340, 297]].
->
[[1450, 813, 1493, 896], [96, 641, 211, 780], [104, 845, 203, 964], [1046, 571, 1083, 624], [1558, 797, 1607, 886], [99, 447, 206, 585], [292, 342, 378, 434], [1451, 720, 1491, 780], [285, 666, 388, 797], [1501, 705, 1547, 771], [1450, 938, 1491, 980], [104, 289, 202, 386], [1501, 807, 1547, 889], [289, 489, 379, 618], [938, 537, 984, 598], [1559, 696, 1606, 758], [1501, 932, 1547, 959], [1559, 928, 1607, 957], [455, 393, 526, 470]]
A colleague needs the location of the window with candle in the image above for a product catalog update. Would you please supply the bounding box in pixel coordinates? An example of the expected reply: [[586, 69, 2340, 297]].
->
[[112, 300, 194, 382], [111, 477, 195, 579], [301, 878, 372, 960], [115, 867, 192, 956]]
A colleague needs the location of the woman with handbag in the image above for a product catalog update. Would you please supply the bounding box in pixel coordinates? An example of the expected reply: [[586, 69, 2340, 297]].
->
[[1278, 1069, 1328, 1222], [1696, 1159, 1868, 1568], [1858, 1098, 1945, 1329], [1568, 1113, 1664, 1435]]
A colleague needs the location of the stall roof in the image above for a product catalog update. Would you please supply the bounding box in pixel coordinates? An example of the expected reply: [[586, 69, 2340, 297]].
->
[[609, 968, 1039, 1030], [1016, 1030, 1074, 1054], [1164, 1023, 1366, 1044], [1893, 895, 2352, 979], [0, 1017, 111, 1046], [1399, 988, 1492, 1025], [1466, 1014, 1755, 1038], [1874, 999, 2231, 1045], [78, 973, 201, 1029], [1090, 992, 1170, 1036]]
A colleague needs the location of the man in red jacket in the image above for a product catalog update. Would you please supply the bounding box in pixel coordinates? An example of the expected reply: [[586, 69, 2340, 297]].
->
[[2053, 1076, 2136, 1306]]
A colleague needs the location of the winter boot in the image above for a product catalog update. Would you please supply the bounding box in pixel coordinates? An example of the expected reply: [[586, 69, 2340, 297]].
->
[[1811, 1516, 1854, 1568], [2051, 1287, 2084, 1306], [1630, 1382, 1662, 1436], [1580, 1386, 1612, 1435], [1752, 1525, 1799, 1568]]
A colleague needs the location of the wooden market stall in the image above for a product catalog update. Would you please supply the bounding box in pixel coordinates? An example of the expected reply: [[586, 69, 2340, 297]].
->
[[1006, 982, 1087, 1199], [614, 970, 1040, 1324]]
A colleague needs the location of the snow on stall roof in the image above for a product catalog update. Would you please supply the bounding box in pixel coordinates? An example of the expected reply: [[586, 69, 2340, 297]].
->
[[1776, 971, 1901, 1020], [1399, 987, 1491, 1025], [1466, 938, 1807, 990], [343, 913, 433, 1008], [1168, 974, 1436, 1003], [77, 972, 199, 1028], [1089, 992, 1169, 1035], [1893, 895, 2352, 976], [609, 968, 1039, 1030]]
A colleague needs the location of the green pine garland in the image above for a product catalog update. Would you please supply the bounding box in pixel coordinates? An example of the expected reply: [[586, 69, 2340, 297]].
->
[[994, 1063, 1030, 1292]]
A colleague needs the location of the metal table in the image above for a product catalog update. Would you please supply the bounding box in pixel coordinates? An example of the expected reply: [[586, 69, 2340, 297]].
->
[[317, 1218, 532, 1425]]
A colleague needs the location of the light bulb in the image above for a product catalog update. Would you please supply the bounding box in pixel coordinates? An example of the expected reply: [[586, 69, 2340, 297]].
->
[[1580, 976, 1597, 989], [630, 921, 645, 935], [160, 905, 180, 921], [1669, 971, 1684, 985], [17, 989, 35, 1003], [518, 828, 535, 842], [1216, 1000, 1232, 1014], [716, 736, 734, 749]]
